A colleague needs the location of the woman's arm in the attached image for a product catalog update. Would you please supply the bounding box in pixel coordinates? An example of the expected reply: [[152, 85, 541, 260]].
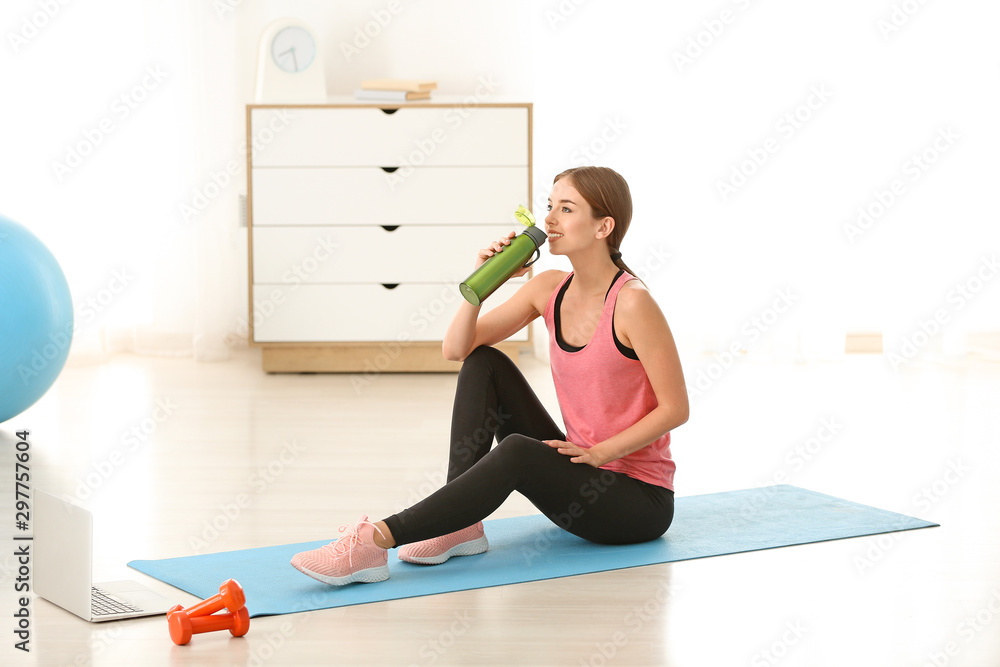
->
[[442, 274, 554, 361], [442, 230, 564, 361], [550, 284, 688, 467]]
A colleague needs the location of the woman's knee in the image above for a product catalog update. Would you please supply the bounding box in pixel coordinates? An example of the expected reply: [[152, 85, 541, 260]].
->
[[495, 433, 553, 459], [459, 345, 511, 378]]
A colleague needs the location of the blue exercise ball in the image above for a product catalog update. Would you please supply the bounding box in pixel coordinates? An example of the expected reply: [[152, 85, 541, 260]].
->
[[0, 214, 74, 423]]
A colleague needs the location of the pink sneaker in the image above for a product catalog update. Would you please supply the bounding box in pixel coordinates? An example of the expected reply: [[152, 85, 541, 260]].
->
[[290, 515, 389, 585], [397, 521, 489, 565]]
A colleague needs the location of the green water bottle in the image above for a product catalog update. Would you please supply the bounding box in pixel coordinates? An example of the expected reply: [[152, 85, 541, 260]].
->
[[459, 205, 547, 306]]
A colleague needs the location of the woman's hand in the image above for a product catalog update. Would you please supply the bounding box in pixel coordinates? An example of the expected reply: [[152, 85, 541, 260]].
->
[[544, 439, 607, 468], [475, 231, 531, 278]]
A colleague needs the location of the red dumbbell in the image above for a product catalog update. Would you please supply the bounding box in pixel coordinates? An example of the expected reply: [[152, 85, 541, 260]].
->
[[170, 579, 245, 618], [168, 605, 250, 645]]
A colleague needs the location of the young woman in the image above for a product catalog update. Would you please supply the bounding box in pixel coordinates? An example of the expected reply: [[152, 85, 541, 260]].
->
[[291, 166, 688, 585]]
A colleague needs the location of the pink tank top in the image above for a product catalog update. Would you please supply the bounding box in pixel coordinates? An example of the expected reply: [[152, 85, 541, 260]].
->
[[543, 271, 675, 490]]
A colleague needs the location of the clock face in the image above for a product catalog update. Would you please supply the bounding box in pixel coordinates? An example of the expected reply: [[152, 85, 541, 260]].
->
[[271, 26, 316, 73]]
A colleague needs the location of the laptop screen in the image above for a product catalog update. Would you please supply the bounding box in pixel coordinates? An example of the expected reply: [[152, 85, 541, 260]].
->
[[32, 490, 94, 620]]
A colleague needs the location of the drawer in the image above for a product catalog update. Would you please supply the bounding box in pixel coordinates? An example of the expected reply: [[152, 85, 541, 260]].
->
[[252, 225, 532, 284], [251, 283, 529, 343], [251, 166, 528, 226], [250, 106, 528, 167]]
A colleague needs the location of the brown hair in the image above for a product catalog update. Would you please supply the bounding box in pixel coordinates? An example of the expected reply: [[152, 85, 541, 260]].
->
[[553, 166, 644, 284]]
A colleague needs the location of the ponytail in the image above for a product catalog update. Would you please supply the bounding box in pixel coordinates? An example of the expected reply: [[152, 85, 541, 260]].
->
[[553, 167, 648, 288]]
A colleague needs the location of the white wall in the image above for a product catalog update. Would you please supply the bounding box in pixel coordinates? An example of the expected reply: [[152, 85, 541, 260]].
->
[[235, 0, 1000, 363], [532, 0, 999, 362], [3, 0, 998, 366]]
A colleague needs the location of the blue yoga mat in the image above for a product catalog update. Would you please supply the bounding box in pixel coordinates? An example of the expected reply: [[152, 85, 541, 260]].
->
[[128, 485, 937, 616]]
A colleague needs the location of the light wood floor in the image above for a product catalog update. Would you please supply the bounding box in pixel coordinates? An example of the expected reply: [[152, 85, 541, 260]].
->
[[2, 348, 999, 666]]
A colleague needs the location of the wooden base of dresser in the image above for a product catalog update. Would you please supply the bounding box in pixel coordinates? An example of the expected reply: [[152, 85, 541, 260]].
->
[[260, 342, 526, 373]]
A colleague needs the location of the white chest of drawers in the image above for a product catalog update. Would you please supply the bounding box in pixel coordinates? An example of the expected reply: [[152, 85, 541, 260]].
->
[[245, 100, 533, 372]]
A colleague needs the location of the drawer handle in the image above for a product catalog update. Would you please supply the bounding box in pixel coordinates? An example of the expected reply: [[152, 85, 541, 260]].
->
[[381, 283, 400, 290], [380, 108, 399, 115], [381, 225, 400, 232], [380, 166, 399, 173]]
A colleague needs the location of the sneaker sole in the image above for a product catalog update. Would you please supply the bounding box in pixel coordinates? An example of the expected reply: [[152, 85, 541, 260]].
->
[[399, 535, 489, 565], [291, 561, 389, 586]]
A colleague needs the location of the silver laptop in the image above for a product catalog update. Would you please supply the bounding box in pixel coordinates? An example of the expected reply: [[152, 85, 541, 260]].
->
[[33, 489, 172, 622]]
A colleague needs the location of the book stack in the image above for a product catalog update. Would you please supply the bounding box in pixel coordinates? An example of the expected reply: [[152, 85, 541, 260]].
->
[[354, 79, 437, 102]]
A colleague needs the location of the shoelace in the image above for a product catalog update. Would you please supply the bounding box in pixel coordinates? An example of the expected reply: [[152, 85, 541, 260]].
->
[[321, 519, 384, 570]]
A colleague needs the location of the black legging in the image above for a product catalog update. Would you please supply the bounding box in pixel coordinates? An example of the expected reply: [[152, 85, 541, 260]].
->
[[382, 346, 674, 547]]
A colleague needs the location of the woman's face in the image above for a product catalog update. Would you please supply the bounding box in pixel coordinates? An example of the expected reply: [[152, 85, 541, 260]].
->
[[544, 178, 607, 256]]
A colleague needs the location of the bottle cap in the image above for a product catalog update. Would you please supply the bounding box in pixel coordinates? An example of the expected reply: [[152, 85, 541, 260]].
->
[[513, 205, 545, 247], [513, 205, 536, 227], [522, 224, 547, 248]]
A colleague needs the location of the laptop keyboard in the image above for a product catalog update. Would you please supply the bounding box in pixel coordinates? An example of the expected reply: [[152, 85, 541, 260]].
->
[[92, 587, 140, 616]]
